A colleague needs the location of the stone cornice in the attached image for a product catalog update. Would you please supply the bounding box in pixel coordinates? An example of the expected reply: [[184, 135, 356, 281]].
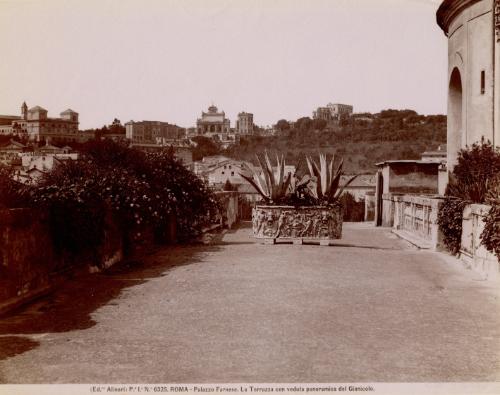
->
[[436, 0, 482, 35]]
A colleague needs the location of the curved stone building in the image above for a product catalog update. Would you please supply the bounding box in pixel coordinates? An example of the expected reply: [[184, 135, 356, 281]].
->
[[437, 0, 500, 167]]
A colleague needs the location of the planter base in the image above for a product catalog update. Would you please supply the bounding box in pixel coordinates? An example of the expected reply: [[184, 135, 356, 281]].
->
[[252, 205, 343, 243], [258, 237, 336, 246]]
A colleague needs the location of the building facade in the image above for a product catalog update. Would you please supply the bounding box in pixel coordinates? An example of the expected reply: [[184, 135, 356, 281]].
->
[[327, 103, 353, 120], [236, 112, 254, 135], [312, 107, 332, 121], [196, 105, 230, 134], [0, 102, 82, 142], [437, 0, 500, 167], [125, 120, 185, 144], [25, 106, 79, 142]]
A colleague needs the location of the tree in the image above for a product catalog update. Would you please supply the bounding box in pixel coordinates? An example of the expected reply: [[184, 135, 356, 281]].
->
[[296, 117, 313, 132], [276, 119, 290, 132], [191, 136, 221, 161], [109, 118, 125, 134], [312, 119, 327, 131]]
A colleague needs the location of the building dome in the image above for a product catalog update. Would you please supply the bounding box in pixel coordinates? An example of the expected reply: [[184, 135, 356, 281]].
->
[[208, 105, 218, 113]]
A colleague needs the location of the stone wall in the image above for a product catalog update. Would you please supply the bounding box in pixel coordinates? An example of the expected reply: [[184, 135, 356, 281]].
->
[[386, 163, 439, 194], [0, 209, 57, 313], [364, 192, 375, 221], [0, 208, 177, 315], [391, 195, 445, 250], [460, 204, 499, 280], [381, 194, 396, 227], [383, 195, 499, 279], [215, 191, 239, 229]]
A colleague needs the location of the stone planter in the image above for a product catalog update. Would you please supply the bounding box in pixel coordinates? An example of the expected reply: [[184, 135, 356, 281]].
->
[[252, 205, 343, 245]]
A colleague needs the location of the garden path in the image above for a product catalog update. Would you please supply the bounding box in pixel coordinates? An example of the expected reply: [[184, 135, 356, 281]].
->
[[0, 222, 499, 383]]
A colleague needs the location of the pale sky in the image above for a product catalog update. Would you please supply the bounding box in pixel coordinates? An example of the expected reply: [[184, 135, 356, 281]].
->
[[0, 0, 447, 129]]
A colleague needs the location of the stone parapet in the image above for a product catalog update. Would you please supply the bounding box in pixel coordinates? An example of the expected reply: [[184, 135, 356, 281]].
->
[[387, 194, 445, 250], [460, 204, 499, 280], [0, 207, 177, 315]]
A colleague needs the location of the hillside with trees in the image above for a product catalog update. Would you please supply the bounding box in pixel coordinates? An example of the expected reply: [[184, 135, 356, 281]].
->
[[224, 110, 446, 174]]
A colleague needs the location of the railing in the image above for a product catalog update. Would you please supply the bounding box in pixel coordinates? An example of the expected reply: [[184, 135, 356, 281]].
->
[[384, 194, 444, 249]]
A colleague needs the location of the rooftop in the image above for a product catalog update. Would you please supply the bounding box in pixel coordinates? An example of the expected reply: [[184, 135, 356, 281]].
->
[[376, 160, 442, 167], [436, 0, 480, 34], [28, 106, 47, 112]]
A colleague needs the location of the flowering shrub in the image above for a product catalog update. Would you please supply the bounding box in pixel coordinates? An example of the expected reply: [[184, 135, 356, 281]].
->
[[438, 141, 500, 255], [481, 178, 500, 260], [1, 141, 220, 259], [0, 166, 31, 208]]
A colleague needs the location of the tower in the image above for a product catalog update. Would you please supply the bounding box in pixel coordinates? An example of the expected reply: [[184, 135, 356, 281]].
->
[[21, 102, 28, 120]]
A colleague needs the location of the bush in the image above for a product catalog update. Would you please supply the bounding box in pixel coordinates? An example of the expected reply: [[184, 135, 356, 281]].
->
[[481, 178, 500, 260], [1, 141, 220, 261], [438, 141, 500, 255], [0, 166, 31, 208], [438, 196, 468, 255], [340, 192, 364, 222]]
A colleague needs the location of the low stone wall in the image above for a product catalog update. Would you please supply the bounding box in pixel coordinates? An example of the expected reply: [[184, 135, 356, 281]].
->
[[460, 204, 499, 280], [381, 193, 398, 227], [381, 194, 444, 250], [214, 191, 239, 229], [0, 208, 176, 315], [0, 209, 57, 313], [364, 192, 375, 221], [392, 195, 444, 250]]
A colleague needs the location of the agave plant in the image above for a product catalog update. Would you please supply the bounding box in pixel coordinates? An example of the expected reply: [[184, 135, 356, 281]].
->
[[305, 153, 359, 204], [240, 151, 292, 204]]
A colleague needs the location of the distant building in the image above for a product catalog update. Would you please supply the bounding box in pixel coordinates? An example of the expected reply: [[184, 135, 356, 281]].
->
[[339, 174, 376, 202], [327, 103, 353, 120], [207, 160, 250, 186], [125, 120, 184, 144], [194, 105, 239, 148], [260, 125, 278, 136], [421, 145, 447, 163], [5, 142, 79, 183], [185, 127, 198, 138], [312, 107, 332, 121], [0, 102, 82, 142], [21, 152, 78, 173], [129, 141, 193, 169], [0, 102, 28, 136], [0, 140, 26, 165], [236, 112, 254, 135], [195, 155, 295, 195], [26, 105, 80, 142], [101, 119, 127, 141], [436, 0, 500, 168], [196, 105, 230, 134], [352, 113, 374, 123], [374, 160, 441, 226]]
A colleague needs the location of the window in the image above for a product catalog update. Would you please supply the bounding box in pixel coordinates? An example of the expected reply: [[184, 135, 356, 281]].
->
[[231, 171, 234, 176], [221, 171, 225, 175], [481, 70, 485, 95]]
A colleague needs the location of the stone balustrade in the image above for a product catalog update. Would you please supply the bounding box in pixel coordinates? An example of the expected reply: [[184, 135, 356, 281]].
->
[[460, 204, 499, 280], [382, 193, 444, 250]]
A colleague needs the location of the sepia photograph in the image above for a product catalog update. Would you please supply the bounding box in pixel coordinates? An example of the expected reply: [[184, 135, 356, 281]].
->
[[0, 0, 499, 394]]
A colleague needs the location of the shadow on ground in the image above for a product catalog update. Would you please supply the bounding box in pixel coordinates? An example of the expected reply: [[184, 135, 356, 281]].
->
[[0, 243, 220, 361]]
